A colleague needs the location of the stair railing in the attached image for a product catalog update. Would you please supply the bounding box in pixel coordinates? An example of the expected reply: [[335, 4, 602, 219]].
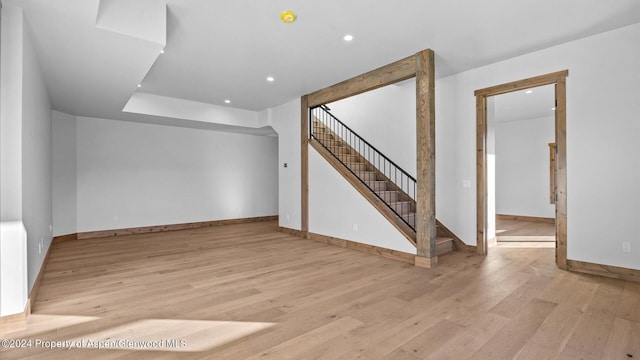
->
[[310, 105, 417, 230]]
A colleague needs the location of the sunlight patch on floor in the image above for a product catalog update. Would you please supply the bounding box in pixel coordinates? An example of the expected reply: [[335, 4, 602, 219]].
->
[[67, 319, 275, 352], [3, 314, 101, 337]]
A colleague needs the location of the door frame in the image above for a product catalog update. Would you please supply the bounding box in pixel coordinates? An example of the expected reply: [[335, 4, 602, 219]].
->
[[474, 70, 569, 269]]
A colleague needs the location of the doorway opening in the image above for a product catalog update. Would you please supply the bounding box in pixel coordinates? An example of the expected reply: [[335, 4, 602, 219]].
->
[[489, 84, 556, 249], [475, 70, 569, 269]]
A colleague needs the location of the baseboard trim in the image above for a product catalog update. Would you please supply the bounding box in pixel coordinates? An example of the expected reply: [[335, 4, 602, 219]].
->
[[567, 259, 640, 284], [28, 234, 57, 313], [307, 232, 415, 265], [278, 226, 308, 238], [76, 215, 279, 240], [496, 214, 555, 224], [53, 233, 78, 243], [436, 219, 476, 252], [415, 256, 438, 268]]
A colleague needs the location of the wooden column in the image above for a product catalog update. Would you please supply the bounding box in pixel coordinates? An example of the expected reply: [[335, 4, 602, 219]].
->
[[301, 95, 309, 236], [555, 79, 567, 269], [549, 143, 556, 205], [476, 96, 488, 255], [415, 49, 437, 268]]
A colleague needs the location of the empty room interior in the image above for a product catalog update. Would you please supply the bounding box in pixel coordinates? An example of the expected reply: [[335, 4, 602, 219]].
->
[[1, 1, 639, 359]]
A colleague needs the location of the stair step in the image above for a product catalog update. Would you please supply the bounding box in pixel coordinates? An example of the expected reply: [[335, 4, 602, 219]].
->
[[403, 213, 415, 227], [357, 171, 378, 181], [377, 190, 399, 202], [338, 154, 361, 163], [366, 180, 387, 191], [436, 237, 454, 256], [314, 134, 336, 142], [330, 146, 352, 155], [348, 162, 369, 172], [389, 201, 411, 214]]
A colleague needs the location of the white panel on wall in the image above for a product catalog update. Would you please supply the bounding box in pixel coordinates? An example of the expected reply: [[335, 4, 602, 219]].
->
[[76, 117, 278, 232], [309, 147, 416, 254]]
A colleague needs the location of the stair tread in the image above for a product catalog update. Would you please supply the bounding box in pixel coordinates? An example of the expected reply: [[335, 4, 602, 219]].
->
[[436, 236, 453, 244]]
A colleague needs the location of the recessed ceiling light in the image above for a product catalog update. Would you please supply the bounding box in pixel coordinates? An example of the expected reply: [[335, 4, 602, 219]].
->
[[224, 99, 231, 104], [267, 76, 275, 82], [137, 84, 141, 88], [343, 34, 354, 42], [160, 49, 165, 54], [525, 90, 533, 94], [552, 107, 556, 110]]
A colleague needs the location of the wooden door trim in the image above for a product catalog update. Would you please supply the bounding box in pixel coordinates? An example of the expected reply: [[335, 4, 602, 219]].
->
[[301, 95, 309, 235], [475, 70, 569, 270]]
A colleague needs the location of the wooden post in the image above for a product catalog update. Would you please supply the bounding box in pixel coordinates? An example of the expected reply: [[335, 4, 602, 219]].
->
[[555, 79, 567, 269], [301, 95, 309, 236], [549, 143, 556, 205], [415, 49, 437, 267], [476, 95, 488, 255]]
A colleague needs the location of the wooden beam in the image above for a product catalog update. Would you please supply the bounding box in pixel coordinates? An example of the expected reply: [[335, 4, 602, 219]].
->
[[476, 95, 488, 255], [555, 79, 567, 270], [301, 95, 309, 235], [415, 49, 436, 260], [307, 55, 416, 107], [474, 70, 569, 97]]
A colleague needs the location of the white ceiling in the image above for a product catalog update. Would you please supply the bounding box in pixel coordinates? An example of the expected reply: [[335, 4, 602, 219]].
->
[[492, 84, 556, 123], [7, 0, 640, 131]]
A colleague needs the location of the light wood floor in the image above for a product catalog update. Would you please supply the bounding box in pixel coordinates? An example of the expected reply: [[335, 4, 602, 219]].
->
[[495, 218, 556, 248], [1, 221, 638, 359]]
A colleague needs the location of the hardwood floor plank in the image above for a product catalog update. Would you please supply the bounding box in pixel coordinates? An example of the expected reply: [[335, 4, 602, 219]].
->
[[617, 281, 640, 322], [384, 319, 466, 359], [471, 298, 558, 359], [602, 317, 639, 359], [558, 278, 626, 359], [2, 220, 638, 359]]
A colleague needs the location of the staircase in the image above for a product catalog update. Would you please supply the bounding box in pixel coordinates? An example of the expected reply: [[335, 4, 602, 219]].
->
[[310, 106, 453, 257]]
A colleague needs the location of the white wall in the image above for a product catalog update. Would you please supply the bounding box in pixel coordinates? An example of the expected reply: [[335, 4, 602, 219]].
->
[[21, 16, 52, 291], [0, 3, 28, 317], [309, 147, 416, 254], [264, 98, 301, 230], [0, 3, 22, 223], [76, 116, 278, 232], [0, 3, 52, 315], [327, 81, 417, 176], [436, 23, 640, 269], [52, 110, 77, 236], [495, 116, 555, 218]]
